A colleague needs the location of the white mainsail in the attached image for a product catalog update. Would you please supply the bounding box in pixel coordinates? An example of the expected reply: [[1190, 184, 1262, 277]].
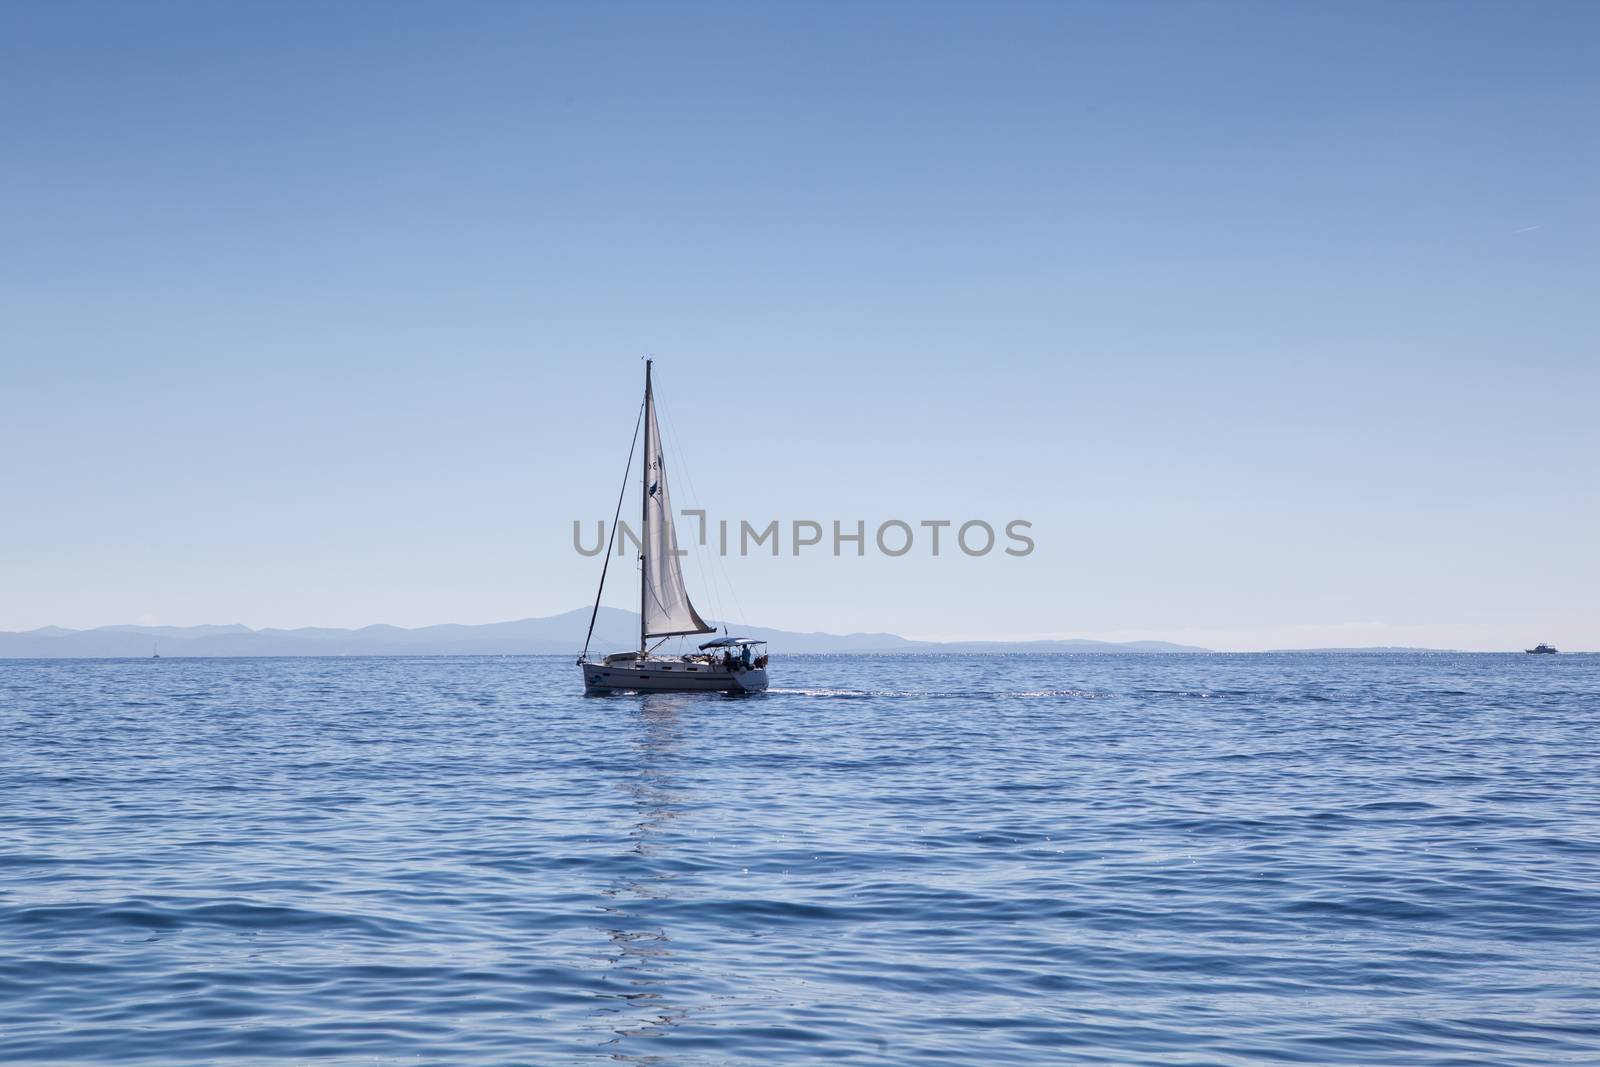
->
[[641, 372, 713, 640]]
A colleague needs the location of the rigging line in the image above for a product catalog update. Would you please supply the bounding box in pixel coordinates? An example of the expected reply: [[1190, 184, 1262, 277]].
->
[[579, 396, 646, 664]]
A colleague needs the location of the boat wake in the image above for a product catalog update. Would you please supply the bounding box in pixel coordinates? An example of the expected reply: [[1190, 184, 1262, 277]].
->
[[768, 686, 1099, 700]]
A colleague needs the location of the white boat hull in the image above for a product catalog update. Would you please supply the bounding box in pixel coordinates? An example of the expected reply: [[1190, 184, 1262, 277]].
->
[[579, 659, 768, 694]]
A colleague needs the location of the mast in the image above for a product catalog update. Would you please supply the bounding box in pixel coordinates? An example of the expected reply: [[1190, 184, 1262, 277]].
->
[[640, 359, 651, 654]]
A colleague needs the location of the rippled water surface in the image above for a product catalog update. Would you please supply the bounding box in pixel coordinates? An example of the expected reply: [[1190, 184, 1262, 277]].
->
[[3, 653, 1599, 1064]]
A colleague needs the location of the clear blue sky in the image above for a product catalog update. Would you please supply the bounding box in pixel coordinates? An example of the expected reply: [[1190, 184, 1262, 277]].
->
[[2, 2, 1595, 650]]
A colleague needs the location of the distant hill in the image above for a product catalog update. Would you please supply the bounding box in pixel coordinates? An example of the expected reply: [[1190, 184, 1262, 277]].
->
[[0, 608, 1212, 658]]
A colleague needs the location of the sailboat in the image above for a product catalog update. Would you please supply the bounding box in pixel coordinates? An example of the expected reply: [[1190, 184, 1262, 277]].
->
[[577, 360, 769, 694]]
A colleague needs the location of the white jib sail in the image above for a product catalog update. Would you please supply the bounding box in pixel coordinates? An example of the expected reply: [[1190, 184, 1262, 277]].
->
[[642, 387, 713, 639]]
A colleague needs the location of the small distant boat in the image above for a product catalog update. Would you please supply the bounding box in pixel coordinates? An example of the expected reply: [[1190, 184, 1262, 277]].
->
[[151, 640, 161, 659], [576, 360, 769, 694], [1525, 643, 1558, 655]]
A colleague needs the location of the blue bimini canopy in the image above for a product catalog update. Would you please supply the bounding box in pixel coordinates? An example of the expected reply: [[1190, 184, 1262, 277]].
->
[[698, 637, 766, 649]]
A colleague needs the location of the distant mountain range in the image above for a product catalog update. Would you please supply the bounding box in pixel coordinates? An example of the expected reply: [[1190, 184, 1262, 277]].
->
[[0, 608, 1211, 658]]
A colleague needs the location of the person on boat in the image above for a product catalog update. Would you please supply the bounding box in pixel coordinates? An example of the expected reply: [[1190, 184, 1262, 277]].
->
[[740, 644, 753, 669], [721, 650, 735, 671]]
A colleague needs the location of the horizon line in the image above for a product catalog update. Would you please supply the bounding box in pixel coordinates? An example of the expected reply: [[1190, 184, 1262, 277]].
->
[[2, 611, 1587, 655]]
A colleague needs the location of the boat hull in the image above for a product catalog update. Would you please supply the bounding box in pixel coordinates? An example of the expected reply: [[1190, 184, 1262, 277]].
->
[[578, 659, 768, 694]]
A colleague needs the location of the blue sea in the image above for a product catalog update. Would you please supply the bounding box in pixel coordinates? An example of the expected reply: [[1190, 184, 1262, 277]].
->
[[3, 653, 1598, 1065]]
